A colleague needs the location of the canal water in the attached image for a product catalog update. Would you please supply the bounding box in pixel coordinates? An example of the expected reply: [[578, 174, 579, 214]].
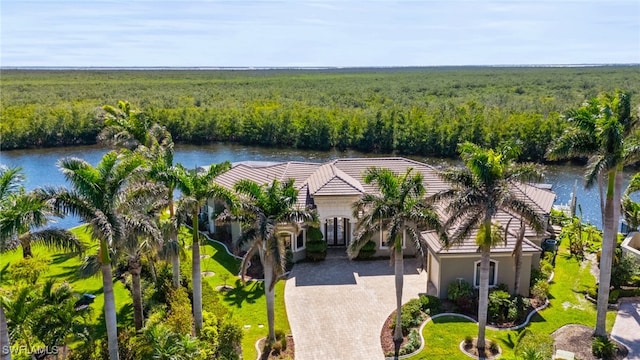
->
[[1, 143, 637, 229]]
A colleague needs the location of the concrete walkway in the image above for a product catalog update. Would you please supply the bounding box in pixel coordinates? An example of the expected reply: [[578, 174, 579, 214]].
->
[[611, 301, 640, 359], [284, 255, 427, 360]]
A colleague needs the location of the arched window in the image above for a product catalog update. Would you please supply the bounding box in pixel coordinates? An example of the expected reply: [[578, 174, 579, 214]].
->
[[474, 260, 498, 288]]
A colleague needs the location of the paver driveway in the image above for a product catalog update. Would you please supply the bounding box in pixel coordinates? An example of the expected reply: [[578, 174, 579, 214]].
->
[[611, 300, 640, 359], [284, 255, 427, 360]]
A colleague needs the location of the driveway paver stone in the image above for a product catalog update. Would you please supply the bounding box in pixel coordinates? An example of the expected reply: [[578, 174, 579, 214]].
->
[[285, 256, 427, 360]]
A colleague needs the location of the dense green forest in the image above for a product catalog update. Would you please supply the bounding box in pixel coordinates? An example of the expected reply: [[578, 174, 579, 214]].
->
[[1, 66, 639, 161]]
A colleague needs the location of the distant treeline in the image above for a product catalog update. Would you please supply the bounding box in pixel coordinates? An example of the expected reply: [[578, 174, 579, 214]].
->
[[2, 66, 639, 161]]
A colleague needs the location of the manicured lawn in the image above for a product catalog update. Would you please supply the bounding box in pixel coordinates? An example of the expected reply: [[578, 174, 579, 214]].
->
[[409, 241, 617, 359], [1, 225, 290, 360], [194, 229, 291, 360], [0, 226, 133, 340]]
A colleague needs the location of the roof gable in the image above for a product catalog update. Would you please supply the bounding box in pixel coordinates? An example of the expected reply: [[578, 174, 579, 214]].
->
[[306, 163, 364, 196]]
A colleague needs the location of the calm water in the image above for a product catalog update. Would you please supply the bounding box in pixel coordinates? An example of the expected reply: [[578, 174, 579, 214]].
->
[[0, 143, 637, 229]]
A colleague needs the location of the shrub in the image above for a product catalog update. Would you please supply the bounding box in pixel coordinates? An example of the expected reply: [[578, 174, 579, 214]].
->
[[307, 226, 323, 241], [608, 289, 620, 303], [531, 279, 549, 301], [447, 279, 473, 302], [390, 298, 427, 334], [447, 279, 475, 313], [306, 240, 327, 261], [611, 252, 640, 288], [514, 329, 553, 360], [166, 286, 193, 335], [418, 294, 441, 315], [355, 240, 376, 260], [488, 290, 512, 323], [10, 256, 50, 285], [592, 336, 616, 359], [216, 316, 243, 360], [398, 328, 421, 355]]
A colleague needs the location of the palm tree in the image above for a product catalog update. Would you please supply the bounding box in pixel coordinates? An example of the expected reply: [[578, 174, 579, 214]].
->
[[0, 297, 8, 360], [0, 166, 24, 360], [348, 167, 442, 346], [547, 90, 640, 336], [435, 143, 545, 355], [222, 178, 316, 342], [100, 100, 182, 289], [0, 189, 83, 258], [42, 150, 150, 360], [175, 162, 232, 334]]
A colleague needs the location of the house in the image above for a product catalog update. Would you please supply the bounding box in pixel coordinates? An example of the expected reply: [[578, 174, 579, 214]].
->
[[205, 157, 555, 298]]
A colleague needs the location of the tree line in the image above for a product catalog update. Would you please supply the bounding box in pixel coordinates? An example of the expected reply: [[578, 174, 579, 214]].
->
[[2, 67, 639, 162]]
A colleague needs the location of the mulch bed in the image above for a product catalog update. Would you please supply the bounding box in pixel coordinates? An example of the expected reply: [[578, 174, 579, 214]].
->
[[380, 297, 547, 356], [258, 335, 295, 360], [552, 324, 628, 360], [380, 313, 409, 356], [462, 338, 501, 359]]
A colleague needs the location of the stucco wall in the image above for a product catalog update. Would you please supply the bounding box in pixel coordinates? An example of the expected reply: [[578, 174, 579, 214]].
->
[[434, 253, 533, 298], [313, 195, 360, 221], [622, 232, 640, 264]]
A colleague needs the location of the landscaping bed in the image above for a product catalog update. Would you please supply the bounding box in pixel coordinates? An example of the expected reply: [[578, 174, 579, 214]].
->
[[258, 333, 295, 360], [552, 325, 628, 360]]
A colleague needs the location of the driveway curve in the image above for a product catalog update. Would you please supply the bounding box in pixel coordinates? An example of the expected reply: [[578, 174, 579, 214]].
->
[[611, 300, 640, 359], [284, 256, 427, 360]]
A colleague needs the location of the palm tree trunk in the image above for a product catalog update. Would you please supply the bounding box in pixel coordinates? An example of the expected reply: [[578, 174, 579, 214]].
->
[[129, 255, 144, 331], [191, 213, 203, 335], [264, 254, 276, 342], [513, 220, 525, 296], [595, 171, 616, 337], [169, 197, 180, 289], [21, 240, 32, 259], [393, 246, 404, 342], [477, 247, 490, 354], [100, 241, 120, 360], [0, 305, 11, 360]]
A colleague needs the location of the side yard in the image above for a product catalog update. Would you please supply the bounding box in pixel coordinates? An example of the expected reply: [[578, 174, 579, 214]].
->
[[408, 241, 617, 359], [0, 225, 289, 360]]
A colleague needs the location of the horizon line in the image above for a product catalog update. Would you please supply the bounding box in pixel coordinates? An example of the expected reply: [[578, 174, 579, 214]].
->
[[2, 63, 640, 71]]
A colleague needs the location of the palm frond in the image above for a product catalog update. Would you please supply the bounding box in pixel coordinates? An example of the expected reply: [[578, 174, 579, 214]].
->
[[24, 228, 84, 255]]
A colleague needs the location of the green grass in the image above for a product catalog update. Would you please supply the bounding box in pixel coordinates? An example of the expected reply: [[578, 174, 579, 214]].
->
[[195, 230, 291, 360], [0, 226, 290, 359], [409, 241, 617, 359], [0, 226, 133, 340]]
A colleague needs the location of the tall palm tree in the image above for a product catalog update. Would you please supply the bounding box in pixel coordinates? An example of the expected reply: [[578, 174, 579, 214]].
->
[[348, 167, 442, 345], [547, 90, 640, 336], [175, 162, 232, 334], [222, 178, 316, 342], [42, 150, 150, 360], [0, 166, 24, 360], [0, 189, 83, 258], [100, 100, 182, 289], [435, 143, 545, 355]]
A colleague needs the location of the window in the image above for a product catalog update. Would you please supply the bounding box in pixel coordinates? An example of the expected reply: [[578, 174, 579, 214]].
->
[[379, 224, 405, 249], [296, 230, 305, 251], [474, 260, 498, 288]]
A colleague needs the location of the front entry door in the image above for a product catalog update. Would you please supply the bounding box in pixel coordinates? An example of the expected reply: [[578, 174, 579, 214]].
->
[[325, 217, 350, 246]]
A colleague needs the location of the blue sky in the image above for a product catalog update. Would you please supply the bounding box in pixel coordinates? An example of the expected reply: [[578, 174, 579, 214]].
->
[[1, 0, 639, 67]]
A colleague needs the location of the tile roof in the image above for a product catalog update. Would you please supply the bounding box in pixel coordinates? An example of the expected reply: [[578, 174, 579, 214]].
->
[[422, 229, 542, 255], [211, 157, 556, 254]]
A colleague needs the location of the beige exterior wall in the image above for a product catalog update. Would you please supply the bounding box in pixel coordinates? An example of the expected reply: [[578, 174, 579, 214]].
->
[[371, 230, 418, 257], [433, 253, 533, 298], [313, 195, 359, 245]]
